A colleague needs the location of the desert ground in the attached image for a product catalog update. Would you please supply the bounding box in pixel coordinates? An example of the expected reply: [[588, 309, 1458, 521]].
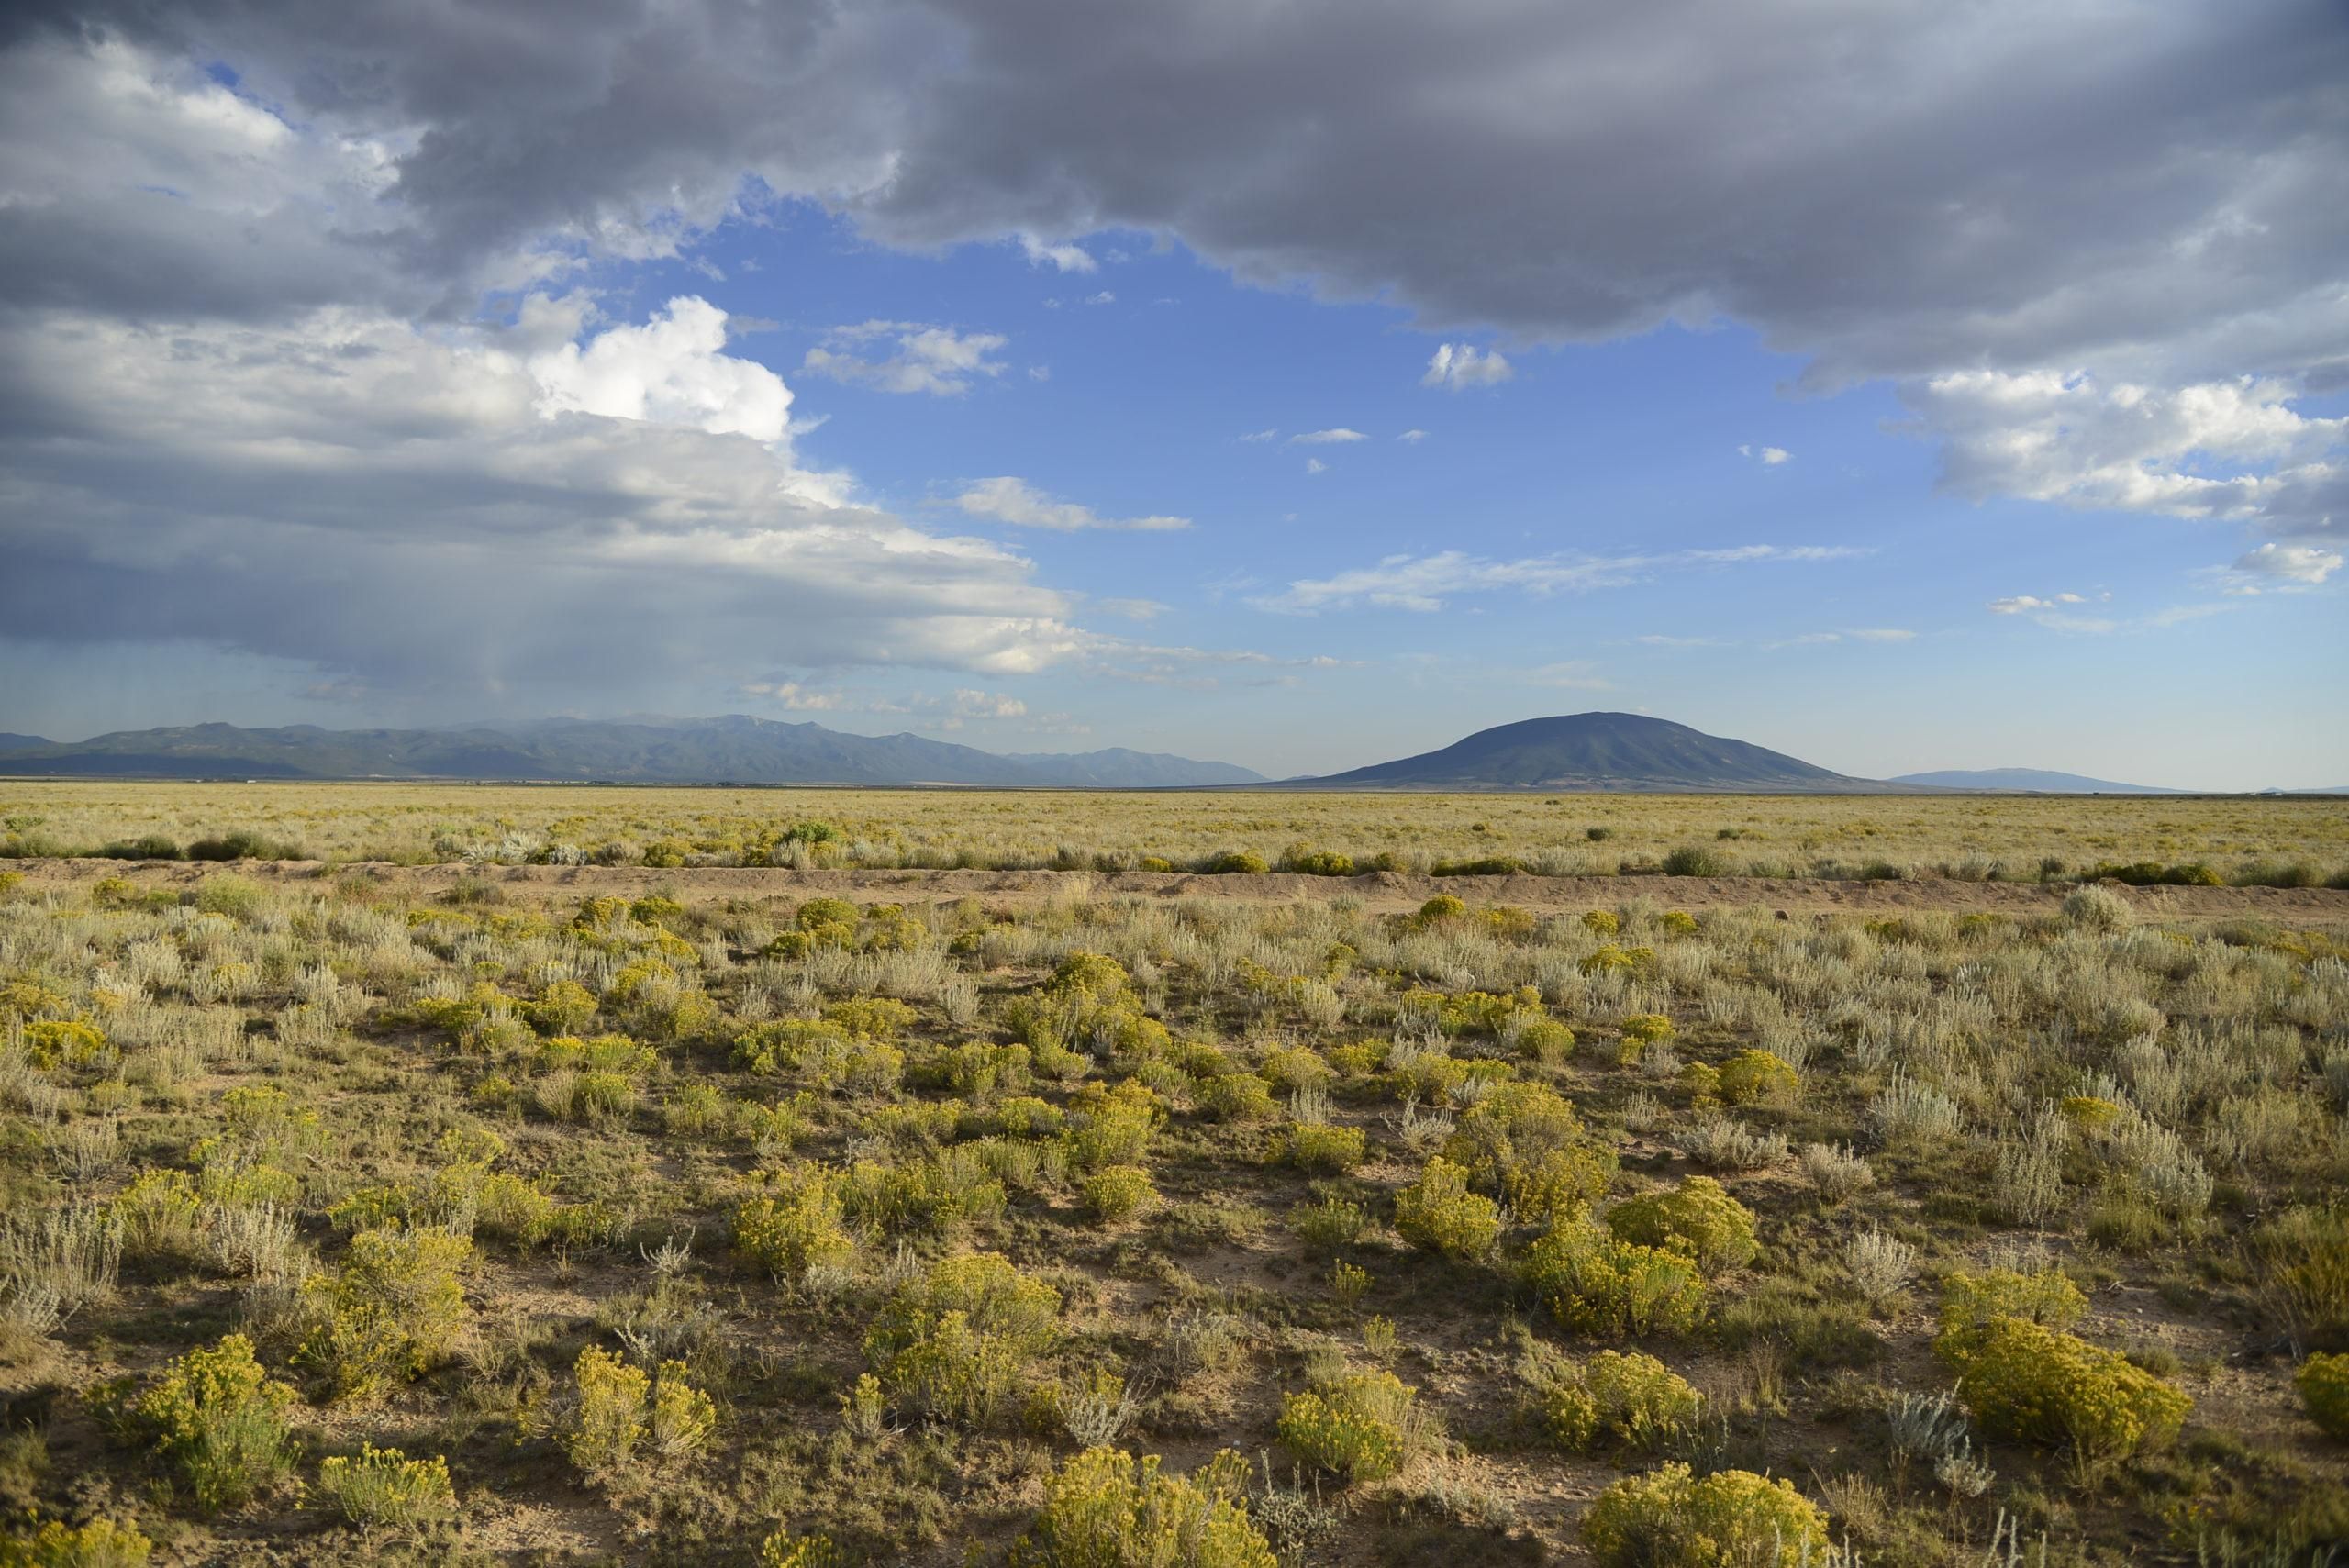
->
[[3, 785, 2347, 1564]]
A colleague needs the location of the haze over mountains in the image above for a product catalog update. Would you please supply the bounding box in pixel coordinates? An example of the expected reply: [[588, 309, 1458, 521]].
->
[[1889, 768, 2176, 794], [4, 714, 2336, 793], [0, 717, 1264, 789]]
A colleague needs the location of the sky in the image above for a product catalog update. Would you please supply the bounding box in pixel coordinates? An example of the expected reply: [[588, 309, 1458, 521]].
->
[[0, 2, 2343, 789]]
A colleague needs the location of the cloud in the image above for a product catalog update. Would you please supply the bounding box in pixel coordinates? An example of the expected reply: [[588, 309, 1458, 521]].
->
[[1289, 428, 1367, 444], [1422, 343, 1514, 390], [25, 5, 2343, 402], [1636, 634, 1725, 648], [2228, 541, 2342, 584], [1072, 637, 1359, 690], [1240, 428, 1278, 442], [1018, 234, 1098, 273], [1083, 291, 1116, 306], [1304, 458, 1328, 474], [1738, 444, 1792, 465], [1908, 370, 2344, 540], [1987, 593, 2091, 614], [532, 296, 790, 438], [801, 320, 1010, 396], [1093, 597, 1171, 621], [1397, 429, 1428, 443], [953, 476, 1190, 532], [0, 298, 1087, 698], [1848, 628, 1916, 642], [1256, 544, 1865, 613], [740, 682, 1035, 728]]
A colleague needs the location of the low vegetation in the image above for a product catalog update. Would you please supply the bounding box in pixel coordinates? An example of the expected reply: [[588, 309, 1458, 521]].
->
[[0, 794, 2343, 1562]]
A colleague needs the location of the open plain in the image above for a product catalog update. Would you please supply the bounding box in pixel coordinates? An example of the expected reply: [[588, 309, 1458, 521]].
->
[[2, 786, 2347, 1564]]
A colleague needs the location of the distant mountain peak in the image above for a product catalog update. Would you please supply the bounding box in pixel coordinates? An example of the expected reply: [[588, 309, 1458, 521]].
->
[[1300, 712, 1872, 792]]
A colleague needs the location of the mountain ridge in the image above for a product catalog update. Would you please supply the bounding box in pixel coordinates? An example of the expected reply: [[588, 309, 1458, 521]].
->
[[0, 717, 1264, 789], [1891, 767, 2177, 794]]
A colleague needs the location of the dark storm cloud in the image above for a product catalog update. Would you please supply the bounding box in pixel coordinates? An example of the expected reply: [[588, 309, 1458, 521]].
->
[[11, 0, 2344, 385]]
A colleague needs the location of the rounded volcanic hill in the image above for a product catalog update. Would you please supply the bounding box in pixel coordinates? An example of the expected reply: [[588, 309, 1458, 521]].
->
[[1304, 712, 1875, 792]]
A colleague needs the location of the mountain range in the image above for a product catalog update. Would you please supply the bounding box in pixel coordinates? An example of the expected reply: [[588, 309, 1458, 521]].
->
[[1888, 767, 2176, 794], [3, 713, 2334, 793], [0, 717, 1264, 789]]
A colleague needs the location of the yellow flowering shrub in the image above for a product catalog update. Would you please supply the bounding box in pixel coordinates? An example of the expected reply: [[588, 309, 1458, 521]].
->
[[2296, 1352, 2349, 1439], [863, 1253, 1061, 1425], [298, 1226, 472, 1400], [1276, 1370, 1423, 1485], [1715, 1049, 1798, 1105], [130, 1334, 298, 1510], [1525, 1216, 1708, 1339], [1537, 1351, 1704, 1454], [315, 1444, 457, 1529], [1938, 1315, 2188, 1462], [1393, 1157, 1502, 1260], [1605, 1176, 1758, 1274], [1009, 1447, 1276, 1568], [1583, 1463, 1828, 1567]]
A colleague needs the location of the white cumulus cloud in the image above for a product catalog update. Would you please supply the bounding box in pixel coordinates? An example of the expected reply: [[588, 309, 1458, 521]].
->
[[1421, 343, 1514, 391], [801, 321, 1010, 396], [954, 477, 1190, 532], [2229, 541, 2342, 584]]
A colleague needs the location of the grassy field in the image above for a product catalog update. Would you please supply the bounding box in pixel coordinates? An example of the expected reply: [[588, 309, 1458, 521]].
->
[[2, 801, 2348, 1565], [5, 780, 2348, 886]]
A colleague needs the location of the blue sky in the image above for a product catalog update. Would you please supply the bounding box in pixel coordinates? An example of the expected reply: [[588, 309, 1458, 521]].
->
[[1, 4, 2343, 788]]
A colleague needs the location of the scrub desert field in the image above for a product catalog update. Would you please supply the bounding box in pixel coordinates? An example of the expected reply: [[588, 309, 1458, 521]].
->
[[3, 784, 2347, 1566]]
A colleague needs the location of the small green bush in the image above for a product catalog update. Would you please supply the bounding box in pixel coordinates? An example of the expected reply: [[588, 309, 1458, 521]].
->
[[1660, 846, 1729, 878], [1201, 851, 1269, 874], [2254, 1206, 2349, 1350], [2297, 1352, 2349, 1440], [1277, 1370, 1426, 1484], [1582, 1463, 1828, 1567], [1292, 1195, 1369, 1253], [315, 1444, 458, 1529], [1393, 1157, 1502, 1260], [1536, 1350, 1703, 1454], [130, 1334, 298, 1511], [1605, 1176, 1758, 1274], [1009, 1446, 1275, 1568]]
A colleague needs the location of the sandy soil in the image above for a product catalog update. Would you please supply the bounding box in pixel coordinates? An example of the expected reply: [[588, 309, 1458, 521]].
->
[[14, 855, 2348, 919]]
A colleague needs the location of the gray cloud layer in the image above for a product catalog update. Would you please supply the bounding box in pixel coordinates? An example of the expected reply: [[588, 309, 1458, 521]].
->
[[15, 0, 2343, 387]]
